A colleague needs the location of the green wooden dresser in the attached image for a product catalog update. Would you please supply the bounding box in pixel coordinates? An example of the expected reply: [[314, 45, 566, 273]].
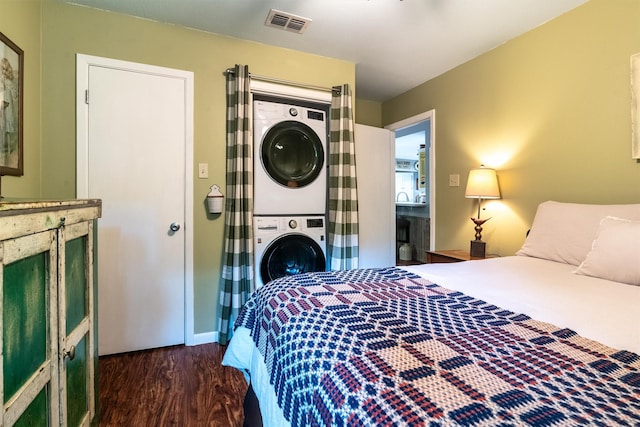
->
[[0, 200, 101, 427]]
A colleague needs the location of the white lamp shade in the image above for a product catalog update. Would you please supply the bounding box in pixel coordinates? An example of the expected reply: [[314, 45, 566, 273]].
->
[[465, 167, 500, 199]]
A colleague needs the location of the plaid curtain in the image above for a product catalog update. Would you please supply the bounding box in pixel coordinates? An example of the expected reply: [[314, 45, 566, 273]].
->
[[218, 64, 254, 345], [328, 84, 359, 270]]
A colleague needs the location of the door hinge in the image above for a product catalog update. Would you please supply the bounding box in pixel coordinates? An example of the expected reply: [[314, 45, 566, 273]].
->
[[85, 89, 89, 104]]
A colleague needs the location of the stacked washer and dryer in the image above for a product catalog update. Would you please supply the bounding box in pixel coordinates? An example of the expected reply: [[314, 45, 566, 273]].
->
[[253, 99, 329, 288]]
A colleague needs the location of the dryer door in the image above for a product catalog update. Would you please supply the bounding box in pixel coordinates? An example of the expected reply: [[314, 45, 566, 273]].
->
[[261, 121, 325, 188], [260, 234, 326, 284]]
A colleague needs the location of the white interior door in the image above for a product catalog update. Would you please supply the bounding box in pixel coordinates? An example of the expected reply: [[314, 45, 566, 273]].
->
[[76, 55, 194, 355], [354, 124, 396, 268]]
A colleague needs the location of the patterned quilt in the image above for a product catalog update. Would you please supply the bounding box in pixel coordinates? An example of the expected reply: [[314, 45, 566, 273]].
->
[[235, 268, 640, 426]]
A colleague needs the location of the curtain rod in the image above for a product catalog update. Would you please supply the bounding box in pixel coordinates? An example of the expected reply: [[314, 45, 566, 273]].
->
[[224, 68, 337, 94]]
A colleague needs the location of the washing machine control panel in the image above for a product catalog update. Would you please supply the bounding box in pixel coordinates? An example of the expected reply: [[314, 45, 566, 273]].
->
[[254, 217, 279, 235], [307, 110, 324, 121], [306, 218, 324, 228], [285, 107, 324, 122]]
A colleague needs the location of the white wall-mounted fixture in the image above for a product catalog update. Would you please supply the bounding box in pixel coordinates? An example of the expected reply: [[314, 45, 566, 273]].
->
[[265, 9, 312, 34], [207, 184, 224, 214]]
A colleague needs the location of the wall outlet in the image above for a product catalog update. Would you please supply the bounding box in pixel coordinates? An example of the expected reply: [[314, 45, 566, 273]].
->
[[198, 163, 209, 179], [449, 174, 460, 187]]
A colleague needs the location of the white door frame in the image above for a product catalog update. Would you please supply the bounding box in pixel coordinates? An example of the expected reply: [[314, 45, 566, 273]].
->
[[75, 54, 195, 346], [386, 110, 436, 250]]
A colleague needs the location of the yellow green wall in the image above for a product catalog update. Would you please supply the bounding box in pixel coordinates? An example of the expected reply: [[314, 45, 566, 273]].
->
[[355, 99, 382, 127], [0, 0, 41, 197], [383, 0, 640, 256], [36, 1, 354, 335]]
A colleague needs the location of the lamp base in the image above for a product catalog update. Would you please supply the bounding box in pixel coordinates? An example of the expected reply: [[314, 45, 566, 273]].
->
[[470, 240, 486, 258]]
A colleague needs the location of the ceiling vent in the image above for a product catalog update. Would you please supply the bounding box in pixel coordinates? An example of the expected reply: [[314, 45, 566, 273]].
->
[[265, 9, 312, 34]]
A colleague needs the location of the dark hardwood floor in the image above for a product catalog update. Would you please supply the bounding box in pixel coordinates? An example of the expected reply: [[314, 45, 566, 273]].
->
[[98, 343, 247, 426]]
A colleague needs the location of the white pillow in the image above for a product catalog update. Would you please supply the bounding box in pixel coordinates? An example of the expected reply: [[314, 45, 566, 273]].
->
[[573, 216, 640, 286], [516, 201, 640, 266]]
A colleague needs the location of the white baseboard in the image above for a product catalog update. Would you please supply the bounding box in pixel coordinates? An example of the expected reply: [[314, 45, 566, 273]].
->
[[190, 331, 218, 346]]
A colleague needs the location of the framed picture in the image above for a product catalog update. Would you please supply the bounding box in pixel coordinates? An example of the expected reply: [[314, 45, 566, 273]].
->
[[0, 32, 23, 176], [632, 53, 640, 159]]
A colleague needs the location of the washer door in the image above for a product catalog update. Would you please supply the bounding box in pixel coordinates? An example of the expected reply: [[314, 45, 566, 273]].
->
[[260, 234, 326, 284], [261, 120, 324, 188]]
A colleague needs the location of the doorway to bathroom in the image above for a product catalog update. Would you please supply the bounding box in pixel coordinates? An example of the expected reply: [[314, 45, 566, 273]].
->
[[385, 110, 435, 264]]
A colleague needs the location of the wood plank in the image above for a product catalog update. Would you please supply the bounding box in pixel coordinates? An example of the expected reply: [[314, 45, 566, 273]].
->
[[98, 344, 247, 427]]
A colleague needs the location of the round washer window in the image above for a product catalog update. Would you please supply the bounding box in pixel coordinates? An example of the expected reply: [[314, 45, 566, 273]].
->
[[260, 234, 326, 284], [261, 121, 324, 188]]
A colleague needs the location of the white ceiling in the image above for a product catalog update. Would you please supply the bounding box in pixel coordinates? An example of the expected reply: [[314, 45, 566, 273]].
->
[[63, 0, 587, 102]]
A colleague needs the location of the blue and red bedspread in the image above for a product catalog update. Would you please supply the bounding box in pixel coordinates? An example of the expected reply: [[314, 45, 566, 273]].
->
[[234, 267, 640, 426]]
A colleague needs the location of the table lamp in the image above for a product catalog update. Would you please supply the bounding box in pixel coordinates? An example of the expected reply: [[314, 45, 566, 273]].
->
[[464, 165, 500, 258]]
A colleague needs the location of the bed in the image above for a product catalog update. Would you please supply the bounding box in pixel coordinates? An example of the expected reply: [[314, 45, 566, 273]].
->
[[222, 201, 640, 426]]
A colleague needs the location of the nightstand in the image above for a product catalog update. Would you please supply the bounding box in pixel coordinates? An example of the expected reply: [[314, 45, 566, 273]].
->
[[396, 258, 424, 266], [426, 249, 496, 263]]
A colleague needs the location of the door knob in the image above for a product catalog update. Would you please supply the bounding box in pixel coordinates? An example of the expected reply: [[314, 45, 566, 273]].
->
[[170, 222, 181, 232], [64, 345, 76, 361]]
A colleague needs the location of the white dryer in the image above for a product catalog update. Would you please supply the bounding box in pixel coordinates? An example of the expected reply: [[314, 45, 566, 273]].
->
[[253, 215, 327, 288], [253, 100, 328, 215]]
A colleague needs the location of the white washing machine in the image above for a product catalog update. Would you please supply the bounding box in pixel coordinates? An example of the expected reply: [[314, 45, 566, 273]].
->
[[253, 100, 328, 215], [253, 215, 327, 288]]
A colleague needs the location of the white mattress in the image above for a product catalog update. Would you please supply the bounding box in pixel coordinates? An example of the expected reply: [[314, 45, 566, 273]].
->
[[403, 256, 640, 355], [222, 256, 640, 426]]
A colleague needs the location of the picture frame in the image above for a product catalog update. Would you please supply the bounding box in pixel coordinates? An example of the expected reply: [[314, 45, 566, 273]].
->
[[632, 53, 640, 159], [0, 32, 23, 176]]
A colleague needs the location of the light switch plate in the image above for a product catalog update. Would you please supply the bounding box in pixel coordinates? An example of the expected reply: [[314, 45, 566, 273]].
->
[[198, 163, 209, 179], [449, 174, 460, 187]]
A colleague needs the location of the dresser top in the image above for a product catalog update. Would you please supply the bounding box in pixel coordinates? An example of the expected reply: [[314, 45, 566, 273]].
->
[[0, 198, 101, 214]]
